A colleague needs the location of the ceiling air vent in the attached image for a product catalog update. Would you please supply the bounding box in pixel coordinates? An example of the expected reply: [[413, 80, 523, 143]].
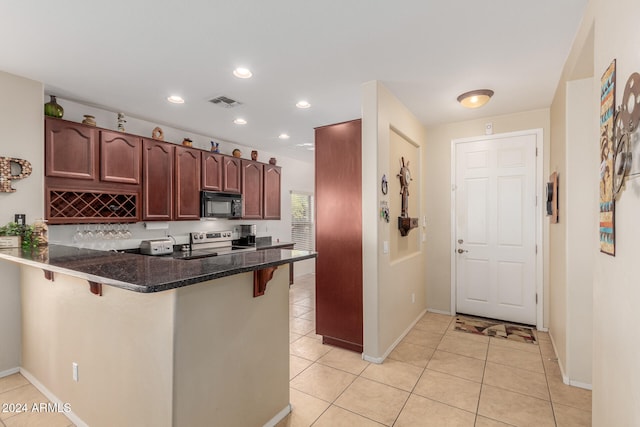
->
[[208, 95, 242, 108]]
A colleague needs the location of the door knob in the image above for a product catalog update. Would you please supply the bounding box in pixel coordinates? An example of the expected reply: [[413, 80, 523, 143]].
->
[[457, 248, 468, 254]]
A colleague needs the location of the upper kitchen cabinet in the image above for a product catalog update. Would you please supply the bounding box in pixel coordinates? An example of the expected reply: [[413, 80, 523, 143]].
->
[[142, 139, 174, 221], [45, 117, 97, 180], [100, 131, 141, 184], [175, 145, 201, 220], [241, 160, 264, 219], [201, 152, 223, 191], [223, 156, 242, 193], [263, 165, 282, 220]]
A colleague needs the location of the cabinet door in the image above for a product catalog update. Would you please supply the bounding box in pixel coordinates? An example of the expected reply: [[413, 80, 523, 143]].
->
[[175, 146, 202, 220], [201, 152, 223, 191], [241, 160, 263, 219], [263, 165, 281, 219], [223, 157, 242, 193], [45, 118, 97, 180], [100, 131, 141, 184], [142, 139, 174, 220]]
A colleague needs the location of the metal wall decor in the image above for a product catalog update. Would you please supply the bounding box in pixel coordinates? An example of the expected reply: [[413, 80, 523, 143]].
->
[[0, 157, 32, 193], [397, 157, 418, 236], [612, 72, 640, 198]]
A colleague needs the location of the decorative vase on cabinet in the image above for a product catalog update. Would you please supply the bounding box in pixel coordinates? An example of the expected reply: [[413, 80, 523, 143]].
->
[[44, 95, 64, 118]]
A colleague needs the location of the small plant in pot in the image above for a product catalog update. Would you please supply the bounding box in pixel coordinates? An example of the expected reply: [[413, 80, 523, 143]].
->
[[0, 222, 41, 250]]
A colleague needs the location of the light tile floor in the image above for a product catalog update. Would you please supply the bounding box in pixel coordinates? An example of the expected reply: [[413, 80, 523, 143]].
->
[[279, 274, 592, 427], [0, 273, 591, 427]]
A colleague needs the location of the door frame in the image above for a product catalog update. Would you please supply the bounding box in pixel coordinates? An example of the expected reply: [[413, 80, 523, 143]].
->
[[449, 129, 544, 330]]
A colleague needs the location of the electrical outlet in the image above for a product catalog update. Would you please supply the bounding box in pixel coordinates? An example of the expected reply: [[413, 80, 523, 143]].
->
[[72, 362, 79, 382], [411, 293, 415, 303]]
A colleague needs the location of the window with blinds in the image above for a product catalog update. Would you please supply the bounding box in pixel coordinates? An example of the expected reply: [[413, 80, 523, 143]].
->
[[291, 191, 314, 251]]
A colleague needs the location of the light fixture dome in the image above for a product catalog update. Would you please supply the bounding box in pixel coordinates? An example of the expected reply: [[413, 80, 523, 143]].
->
[[457, 89, 494, 109]]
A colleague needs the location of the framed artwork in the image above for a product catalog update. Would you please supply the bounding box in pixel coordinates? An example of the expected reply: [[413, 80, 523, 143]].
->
[[546, 172, 558, 224], [599, 59, 616, 256]]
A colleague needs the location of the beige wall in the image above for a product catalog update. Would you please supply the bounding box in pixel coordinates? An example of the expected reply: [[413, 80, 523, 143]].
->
[[20, 265, 291, 427], [553, 0, 640, 423], [0, 71, 43, 373], [424, 110, 551, 321], [362, 81, 427, 361]]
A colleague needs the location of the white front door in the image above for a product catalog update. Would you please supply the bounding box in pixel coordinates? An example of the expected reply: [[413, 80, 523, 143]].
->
[[453, 132, 537, 325]]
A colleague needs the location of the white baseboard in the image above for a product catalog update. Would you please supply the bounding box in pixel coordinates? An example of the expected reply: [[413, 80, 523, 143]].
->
[[547, 332, 592, 390], [263, 404, 291, 427], [0, 367, 19, 378], [363, 308, 427, 364], [19, 368, 89, 427], [427, 308, 452, 316]]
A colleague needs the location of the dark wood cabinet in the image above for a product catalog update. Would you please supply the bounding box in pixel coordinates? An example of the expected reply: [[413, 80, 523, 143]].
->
[[175, 146, 201, 220], [201, 152, 223, 191], [45, 117, 97, 180], [142, 139, 174, 221], [315, 119, 363, 353], [241, 160, 264, 219], [223, 157, 242, 193], [100, 131, 141, 184], [263, 165, 282, 220]]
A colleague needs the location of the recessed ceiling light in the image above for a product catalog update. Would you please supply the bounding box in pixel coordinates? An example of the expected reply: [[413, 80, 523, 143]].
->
[[167, 95, 185, 104], [233, 67, 252, 79], [278, 133, 290, 140], [233, 118, 247, 125], [296, 100, 311, 109]]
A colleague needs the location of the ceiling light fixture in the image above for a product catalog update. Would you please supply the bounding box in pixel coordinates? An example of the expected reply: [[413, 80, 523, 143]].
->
[[167, 95, 185, 104], [457, 89, 494, 109], [233, 67, 252, 79], [278, 133, 290, 140], [296, 100, 311, 109], [233, 118, 247, 125]]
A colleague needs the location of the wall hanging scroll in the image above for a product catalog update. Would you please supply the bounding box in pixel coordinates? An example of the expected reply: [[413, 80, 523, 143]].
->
[[0, 157, 32, 193], [397, 157, 418, 236], [599, 59, 616, 256]]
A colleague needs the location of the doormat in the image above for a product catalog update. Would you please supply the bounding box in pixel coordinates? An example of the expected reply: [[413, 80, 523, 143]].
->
[[454, 316, 537, 344]]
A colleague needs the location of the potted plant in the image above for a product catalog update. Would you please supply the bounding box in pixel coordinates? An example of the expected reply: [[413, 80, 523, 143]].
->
[[0, 222, 40, 249]]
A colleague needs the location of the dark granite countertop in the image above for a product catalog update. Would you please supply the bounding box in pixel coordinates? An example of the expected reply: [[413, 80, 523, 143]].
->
[[255, 241, 295, 250], [0, 244, 316, 293]]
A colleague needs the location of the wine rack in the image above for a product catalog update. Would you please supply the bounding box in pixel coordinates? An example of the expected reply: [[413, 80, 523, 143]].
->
[[46, 189, 139, 224]]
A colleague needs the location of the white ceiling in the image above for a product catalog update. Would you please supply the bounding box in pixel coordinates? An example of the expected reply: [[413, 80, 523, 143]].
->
[[1, 1, 588, 163]]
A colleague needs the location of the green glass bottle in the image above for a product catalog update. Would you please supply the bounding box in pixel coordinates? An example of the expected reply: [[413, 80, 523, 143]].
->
[[44, 95, 64, 118]]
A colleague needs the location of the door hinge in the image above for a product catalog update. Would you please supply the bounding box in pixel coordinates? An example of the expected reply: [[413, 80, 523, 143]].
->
[[536, 293, 538, 304], [535, 244, 538, 254], [536, 147, 538, 156]]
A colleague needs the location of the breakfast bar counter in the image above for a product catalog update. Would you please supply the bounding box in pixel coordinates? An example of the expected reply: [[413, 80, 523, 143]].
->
[[0, 244, 316, 293], [0, 245, 316, 427]]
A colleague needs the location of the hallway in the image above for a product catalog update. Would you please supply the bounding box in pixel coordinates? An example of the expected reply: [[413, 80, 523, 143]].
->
[[280, 274, 592, 426]]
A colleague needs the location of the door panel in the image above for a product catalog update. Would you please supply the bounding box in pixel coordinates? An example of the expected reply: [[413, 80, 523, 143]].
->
[[455, 134, 536, 325]]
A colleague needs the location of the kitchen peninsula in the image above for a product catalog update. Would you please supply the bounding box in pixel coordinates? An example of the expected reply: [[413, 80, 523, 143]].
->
[[0, 245, 316, 427]]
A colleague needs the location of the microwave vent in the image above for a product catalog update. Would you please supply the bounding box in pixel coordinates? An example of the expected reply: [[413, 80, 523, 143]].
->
[[208, 95, 242, 108]]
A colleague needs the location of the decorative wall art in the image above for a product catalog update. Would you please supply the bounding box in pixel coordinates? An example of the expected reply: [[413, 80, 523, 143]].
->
[[397, 157, 418, 236], [599, 60, 616, 256], [612, 72, 640, 198], [546, 172, 559, 224], [0, 156, 32, 193]]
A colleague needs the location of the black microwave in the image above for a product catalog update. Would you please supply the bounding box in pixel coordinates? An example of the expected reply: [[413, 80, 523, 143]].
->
[[200, 191, 243, 219]]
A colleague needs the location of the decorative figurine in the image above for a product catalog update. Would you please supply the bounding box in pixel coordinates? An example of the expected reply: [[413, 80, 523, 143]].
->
[[397, 156, 418, 236], [152, 126, 164, 140], [210, 141, 220, 153], [251, 150, 258, 161], [232, 149, 242, 158], [117, 113, 126, 132]]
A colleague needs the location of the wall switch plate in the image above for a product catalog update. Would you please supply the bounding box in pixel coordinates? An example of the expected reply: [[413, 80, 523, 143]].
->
[[422, 232, 426, 242], [72, 362, 79, 382], [411, 293, 415, 303], [383, 241, 389, 254]]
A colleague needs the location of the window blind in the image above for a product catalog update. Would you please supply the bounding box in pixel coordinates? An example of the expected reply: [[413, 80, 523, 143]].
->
[[291, 191, 314, 251]]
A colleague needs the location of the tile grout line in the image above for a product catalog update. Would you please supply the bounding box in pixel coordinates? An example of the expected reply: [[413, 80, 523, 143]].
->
[[539, 341, 559, 427], [473, 331, 491, 426]]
